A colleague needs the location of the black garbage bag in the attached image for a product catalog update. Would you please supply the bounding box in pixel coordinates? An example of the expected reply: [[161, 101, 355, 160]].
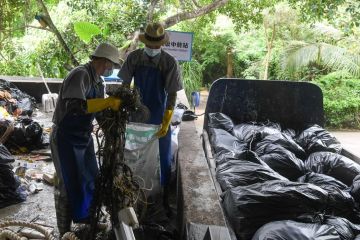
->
[[305, 152, 360, 186], [222, 180, 330, 240], [298, 173, 355, 220], [215, 150, 264, 166], [350, 174, 360, 202], [296, 124, 342, 154], [134, 223, 175, 240], [209, 128, 247, 155], [252, 220, 340, 240], [298, 172, 348, 190], [216, 159, 287, 191], [233, 122, 281, 143], [0, 79, 36, 116], [5, 117, 44, 152], [255, 141, 306, 180], [214, 150, 240, 166], [282, 128, 297, 138], [208, 112, 234, 133], [0, 144, 27, 208], [325, 216, 360, 240], [0, 143, 15, 163], [297, 214, 360, 240], [258, 133, 306, 159]]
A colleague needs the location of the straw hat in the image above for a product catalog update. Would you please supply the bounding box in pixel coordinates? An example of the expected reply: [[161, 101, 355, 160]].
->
[[139, 22, 169, 47], [91, 43, 120, 65]]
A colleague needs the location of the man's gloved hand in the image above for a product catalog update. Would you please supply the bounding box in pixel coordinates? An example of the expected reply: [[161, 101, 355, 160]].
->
[[156, 109, 173, 138], [87, 96, 122, 113], [107, 96, 122, 111]]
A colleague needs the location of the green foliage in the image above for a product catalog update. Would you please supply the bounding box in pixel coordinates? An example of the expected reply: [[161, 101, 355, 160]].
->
[[180, 60, 203, 101], [288, 0, 345, 22], [222, 0, 278, 31], [74, 22, 101, 43], [315, 71, 360, 128]]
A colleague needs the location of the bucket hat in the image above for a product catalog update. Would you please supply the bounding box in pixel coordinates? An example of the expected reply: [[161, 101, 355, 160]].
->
[[91, 43, 120, 65], [139, 22, 169, 47]]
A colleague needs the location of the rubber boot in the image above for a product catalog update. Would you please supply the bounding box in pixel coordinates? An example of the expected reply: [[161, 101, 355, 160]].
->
[[54, 188, 72, 237]]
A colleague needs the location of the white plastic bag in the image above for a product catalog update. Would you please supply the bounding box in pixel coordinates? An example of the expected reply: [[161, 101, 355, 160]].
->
[[171, 125, 180, 174], [125, 123, 160, 197]]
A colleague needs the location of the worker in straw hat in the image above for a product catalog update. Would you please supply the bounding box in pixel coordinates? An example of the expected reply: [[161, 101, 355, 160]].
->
[[118, 22, 183, 215], [51, 42, 122, 236]]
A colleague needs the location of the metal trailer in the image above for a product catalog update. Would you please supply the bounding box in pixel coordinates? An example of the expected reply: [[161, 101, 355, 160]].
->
[[201, 78, 360, 240]]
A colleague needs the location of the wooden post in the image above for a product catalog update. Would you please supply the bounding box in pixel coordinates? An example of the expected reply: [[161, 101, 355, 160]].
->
[[226, 47, 233, 78]]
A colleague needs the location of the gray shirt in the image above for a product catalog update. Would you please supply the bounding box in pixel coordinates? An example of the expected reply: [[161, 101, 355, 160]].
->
[[118, 49, 183, 94], [52, 63, 105, 125]]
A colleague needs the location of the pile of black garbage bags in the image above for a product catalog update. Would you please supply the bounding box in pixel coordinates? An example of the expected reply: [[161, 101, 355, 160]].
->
[[208, 112, 360, 240], [0, 79, 48, 152], [0, 144, 27, 208]]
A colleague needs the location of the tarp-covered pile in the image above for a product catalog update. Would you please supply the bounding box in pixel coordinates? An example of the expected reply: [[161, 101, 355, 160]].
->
[[207, 112, 360, 240]]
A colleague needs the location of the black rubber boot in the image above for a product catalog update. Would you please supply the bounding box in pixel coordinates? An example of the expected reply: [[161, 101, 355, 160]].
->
[[54, 189, 72, 237]]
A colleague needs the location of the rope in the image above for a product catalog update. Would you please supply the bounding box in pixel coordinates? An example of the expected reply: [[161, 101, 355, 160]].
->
[[61, 232, 79, 240], [0, 229, 22, 240], [0, 220, 55, 240]]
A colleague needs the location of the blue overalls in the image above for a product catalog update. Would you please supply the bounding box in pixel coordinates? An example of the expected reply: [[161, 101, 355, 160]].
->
[[56, 66, 100, 222], [134, 61, 172, 186]]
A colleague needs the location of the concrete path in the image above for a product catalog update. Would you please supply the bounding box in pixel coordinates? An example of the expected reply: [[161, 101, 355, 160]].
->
[[331, 131, 360, 157], [191, 90, 360, 157]]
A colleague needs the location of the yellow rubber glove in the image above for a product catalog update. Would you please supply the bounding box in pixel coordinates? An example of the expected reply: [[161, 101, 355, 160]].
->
[[156, 109, 173, 138], [87, 96, 122, 113]]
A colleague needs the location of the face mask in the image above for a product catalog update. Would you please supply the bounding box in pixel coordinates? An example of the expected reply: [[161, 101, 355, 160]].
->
[[102, 68, 113, 77], [144, 47, 161, 57]]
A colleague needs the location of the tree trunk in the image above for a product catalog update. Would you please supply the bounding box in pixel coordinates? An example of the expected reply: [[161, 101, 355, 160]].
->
[[263, 24, 276, 80], [36, 0, 79, 67]]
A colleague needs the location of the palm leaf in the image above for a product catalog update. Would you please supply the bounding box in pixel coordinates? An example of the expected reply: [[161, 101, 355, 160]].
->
[[281, 41, 360, 77], [281, 41, 318, 74], [74, 22, 101, 44]]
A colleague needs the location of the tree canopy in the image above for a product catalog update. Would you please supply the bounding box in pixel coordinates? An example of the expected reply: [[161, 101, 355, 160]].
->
[[1, 0, 360, 128]]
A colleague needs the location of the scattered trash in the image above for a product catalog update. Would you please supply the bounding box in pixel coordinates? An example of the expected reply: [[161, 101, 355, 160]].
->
[[43, 173, 55, 185], [27, 182, 43, 194]]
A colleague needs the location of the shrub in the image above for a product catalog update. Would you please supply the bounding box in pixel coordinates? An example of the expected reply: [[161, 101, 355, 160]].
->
[[315, 71, 360, 129]]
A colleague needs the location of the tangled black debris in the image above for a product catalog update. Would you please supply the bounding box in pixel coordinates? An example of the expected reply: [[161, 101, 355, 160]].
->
[[88, 86, 149, 239]]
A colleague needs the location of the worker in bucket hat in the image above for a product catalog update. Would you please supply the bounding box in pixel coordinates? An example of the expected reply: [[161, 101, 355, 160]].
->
[[118, 22, 183, 216], [51, 43, 121, 236]]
